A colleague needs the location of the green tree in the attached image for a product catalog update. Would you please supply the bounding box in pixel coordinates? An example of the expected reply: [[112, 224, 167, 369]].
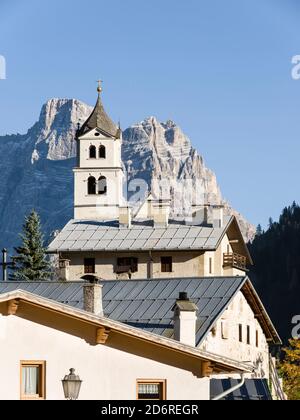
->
[[280, 339, 300, 400], [256, 224, 263, 236], [12, 210, 50, 281]]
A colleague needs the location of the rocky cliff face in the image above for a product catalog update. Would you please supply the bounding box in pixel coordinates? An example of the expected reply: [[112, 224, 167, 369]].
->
[[0, 98, 255, 251]]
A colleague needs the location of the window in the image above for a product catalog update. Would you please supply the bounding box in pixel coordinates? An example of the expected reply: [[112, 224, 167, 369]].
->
[[88, 176, 96, 195], [117, 257, 138, 273], [89, 145, 96, 159], [209, 257, 213, 274], [161, 257, 172, 273], [256, 330, 259, 347], [221, 321, 229, 339], [239, 324, 243, 343], [84, 258, 95, 274], [20, 361, 45, 400], [137, 380, 166, 400], [99, 145, 106, 159], [247, 326, 251, 345], [98, 176, 107, 195]]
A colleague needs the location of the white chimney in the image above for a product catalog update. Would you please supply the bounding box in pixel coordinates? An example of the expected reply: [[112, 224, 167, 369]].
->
[[83, 279, 104, 317], [151, 199, 170, 227], [187, 205, 212, 226], [173, 292, 198, 347], [58, 258, 70, 281], [212, 205, 224, 229], [119, 206, 132, 228]]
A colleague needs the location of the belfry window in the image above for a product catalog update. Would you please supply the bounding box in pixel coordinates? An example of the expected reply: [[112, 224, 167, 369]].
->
[[89, 145, 96, 159], [99, 145, 106, 159], [88, 176, 97, 195], [98, 176, 107, 195]]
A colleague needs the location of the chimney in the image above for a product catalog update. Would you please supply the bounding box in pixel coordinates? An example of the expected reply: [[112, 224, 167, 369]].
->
[[212, 205, 224, 229], [83, 278, 104, 317], [173, 292, 198, 347], [58, 259, 70, 281], [119, 206, 132, 228], [187, 205, 212, 226], [151, 199, 170, 228]]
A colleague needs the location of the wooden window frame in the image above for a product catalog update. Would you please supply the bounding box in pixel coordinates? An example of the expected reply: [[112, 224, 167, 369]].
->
[[161, 257, 173, 273], [136, 380, 166, 401], [116, 257, 138, 273], [256, 330, 259, 348], [20, 361, 46, 400], [84, 258, 96, 274], [239, 324, 243, 343]]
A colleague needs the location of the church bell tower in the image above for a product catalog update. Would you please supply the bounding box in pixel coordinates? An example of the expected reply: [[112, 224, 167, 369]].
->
[[74, 82, 124, 220]]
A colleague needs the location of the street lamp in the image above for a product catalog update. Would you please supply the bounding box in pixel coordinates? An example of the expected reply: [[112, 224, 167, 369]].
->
[[62, 369, 82, 400]]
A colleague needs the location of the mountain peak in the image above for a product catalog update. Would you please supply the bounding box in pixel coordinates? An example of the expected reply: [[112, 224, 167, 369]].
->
[[0, 98, 255, 251], [39, 98, 92, 131]]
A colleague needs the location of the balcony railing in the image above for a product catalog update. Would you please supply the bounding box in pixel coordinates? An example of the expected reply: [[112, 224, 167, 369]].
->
[[223, 253, 247, 271], [115, 265, 132, 274]]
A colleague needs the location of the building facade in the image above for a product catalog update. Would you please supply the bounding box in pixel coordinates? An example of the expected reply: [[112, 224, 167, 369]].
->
[[0, 290, 251, 400]]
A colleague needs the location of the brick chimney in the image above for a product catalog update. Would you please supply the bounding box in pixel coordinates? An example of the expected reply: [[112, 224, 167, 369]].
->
[[173, 292, 198, 347], [83, 278, 104, 317]]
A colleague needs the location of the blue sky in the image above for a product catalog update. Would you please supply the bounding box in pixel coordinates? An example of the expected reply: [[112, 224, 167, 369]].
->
[[0, 0, 300, 228]]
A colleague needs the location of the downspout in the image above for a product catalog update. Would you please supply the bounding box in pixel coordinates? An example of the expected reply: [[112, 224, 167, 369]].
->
[[148, 251, 153, 279], [211, 374, 245, 401]]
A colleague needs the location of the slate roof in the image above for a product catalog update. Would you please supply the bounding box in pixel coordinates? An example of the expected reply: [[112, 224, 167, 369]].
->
[[0, 276, 246, 345], [210, 379, 272, 400], [48, 218, 231, 253], [78, 94, 119, 138]]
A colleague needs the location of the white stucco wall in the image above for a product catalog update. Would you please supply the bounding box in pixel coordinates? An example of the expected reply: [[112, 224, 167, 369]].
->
[[61, 251, 206, 281], [78, 130, 122, 169], [74, 129, 124, 220], [200, 291, 270, 379], [0, 314, 210, 401]]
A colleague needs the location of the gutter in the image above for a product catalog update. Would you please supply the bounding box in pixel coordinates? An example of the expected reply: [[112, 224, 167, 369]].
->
[[211, 374, 245, 401]]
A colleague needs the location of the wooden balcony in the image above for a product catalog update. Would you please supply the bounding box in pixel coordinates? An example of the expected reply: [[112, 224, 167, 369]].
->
[[223, 253, 247, 271], [115, 265, 132, 274]]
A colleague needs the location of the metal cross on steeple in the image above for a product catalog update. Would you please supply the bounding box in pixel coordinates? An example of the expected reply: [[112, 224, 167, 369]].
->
[[0, 249, 14, 282], [97, 80, 103, 94]]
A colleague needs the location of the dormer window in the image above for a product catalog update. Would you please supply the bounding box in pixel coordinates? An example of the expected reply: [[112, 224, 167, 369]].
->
[[89, 145, 96, 159], [98, 176, 107, 195], [99, 145, 106, 159], [88, 176, 97, 195]]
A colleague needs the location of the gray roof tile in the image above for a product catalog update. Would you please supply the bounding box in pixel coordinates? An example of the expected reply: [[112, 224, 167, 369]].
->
[[48, 220, 227, 253], [0, 276, 247, 345]]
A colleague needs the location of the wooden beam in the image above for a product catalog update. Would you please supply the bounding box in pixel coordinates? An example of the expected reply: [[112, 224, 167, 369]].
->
[[96, 326, 111, 344], [7, 299, 20, 315], [201, 361, 214, 377]]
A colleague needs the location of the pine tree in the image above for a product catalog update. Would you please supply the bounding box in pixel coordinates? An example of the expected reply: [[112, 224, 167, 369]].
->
[[268, 217, 274, 229], [280, 339, 300, 400], [12, 210, 50, 281], [256, 224, 263, 236]]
